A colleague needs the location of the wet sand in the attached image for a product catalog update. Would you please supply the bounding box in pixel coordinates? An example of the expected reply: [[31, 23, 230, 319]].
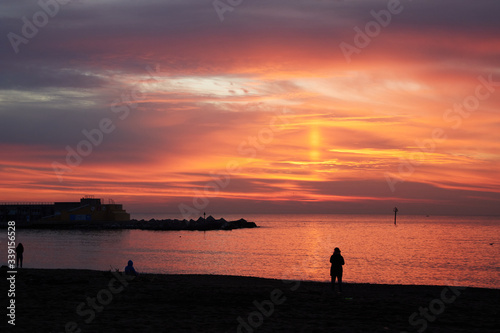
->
[[1, 268, 498, 332]]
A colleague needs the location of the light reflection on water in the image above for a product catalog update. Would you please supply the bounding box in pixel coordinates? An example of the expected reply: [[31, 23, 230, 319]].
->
[[4, 214, 499, 289]]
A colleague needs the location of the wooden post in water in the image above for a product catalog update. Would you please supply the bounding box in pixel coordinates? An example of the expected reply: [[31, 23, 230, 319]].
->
[[393, 207, 398, 225]]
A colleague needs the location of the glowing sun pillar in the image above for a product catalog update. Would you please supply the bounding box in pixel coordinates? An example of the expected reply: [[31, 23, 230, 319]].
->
[[309, 126, 321, 161]]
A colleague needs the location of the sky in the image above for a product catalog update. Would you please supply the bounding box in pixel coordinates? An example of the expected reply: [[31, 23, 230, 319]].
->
[[1, 0, 499, 217]]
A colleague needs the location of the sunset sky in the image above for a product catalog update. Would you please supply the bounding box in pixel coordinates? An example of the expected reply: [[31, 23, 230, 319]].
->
[[1, 0, 499, 217]]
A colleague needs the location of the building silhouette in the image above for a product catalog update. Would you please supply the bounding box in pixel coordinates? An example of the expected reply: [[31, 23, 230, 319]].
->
[[0, 196, 130, 223]]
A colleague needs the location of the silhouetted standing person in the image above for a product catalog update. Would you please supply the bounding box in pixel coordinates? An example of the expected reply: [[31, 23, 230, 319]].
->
[[330, 247, 344, 293], [16, 243, 24, 268], [394, 207, 398, 225]]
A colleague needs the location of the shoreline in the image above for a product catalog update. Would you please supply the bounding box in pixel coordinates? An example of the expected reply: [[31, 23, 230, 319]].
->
[[1, 268, 498, 332]]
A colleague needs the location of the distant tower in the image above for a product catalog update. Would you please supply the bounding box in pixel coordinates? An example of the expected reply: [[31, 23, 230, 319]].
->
[[393, 207, 399, 225], [203, 212, 206, 220]]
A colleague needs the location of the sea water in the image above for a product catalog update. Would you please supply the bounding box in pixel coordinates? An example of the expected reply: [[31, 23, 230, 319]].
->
[[3, 214, 499, 289]]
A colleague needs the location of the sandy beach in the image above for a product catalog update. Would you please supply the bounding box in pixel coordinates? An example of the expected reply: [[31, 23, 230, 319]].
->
[[1, 268, 498, 333]]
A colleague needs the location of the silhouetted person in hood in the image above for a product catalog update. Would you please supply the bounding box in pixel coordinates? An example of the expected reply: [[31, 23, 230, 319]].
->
[[330, 247, 344, 293], [125, 260, 138, 276]]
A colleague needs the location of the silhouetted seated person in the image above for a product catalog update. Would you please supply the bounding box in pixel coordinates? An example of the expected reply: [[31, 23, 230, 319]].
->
[[330, 247, 345, 293], [125, 260, 138, 277]]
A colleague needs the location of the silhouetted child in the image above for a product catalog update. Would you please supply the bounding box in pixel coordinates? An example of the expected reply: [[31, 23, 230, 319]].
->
[[16, 243, 24, 268], [125, 260, 138, 276], [330, 247, 344, 293]]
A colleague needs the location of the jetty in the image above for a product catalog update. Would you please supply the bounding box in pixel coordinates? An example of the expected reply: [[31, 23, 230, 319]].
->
[[0, 197, 257, 230]]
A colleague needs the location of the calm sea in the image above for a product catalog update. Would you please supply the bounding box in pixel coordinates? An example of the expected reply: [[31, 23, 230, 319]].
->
[[4, 214, 499, 289]]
